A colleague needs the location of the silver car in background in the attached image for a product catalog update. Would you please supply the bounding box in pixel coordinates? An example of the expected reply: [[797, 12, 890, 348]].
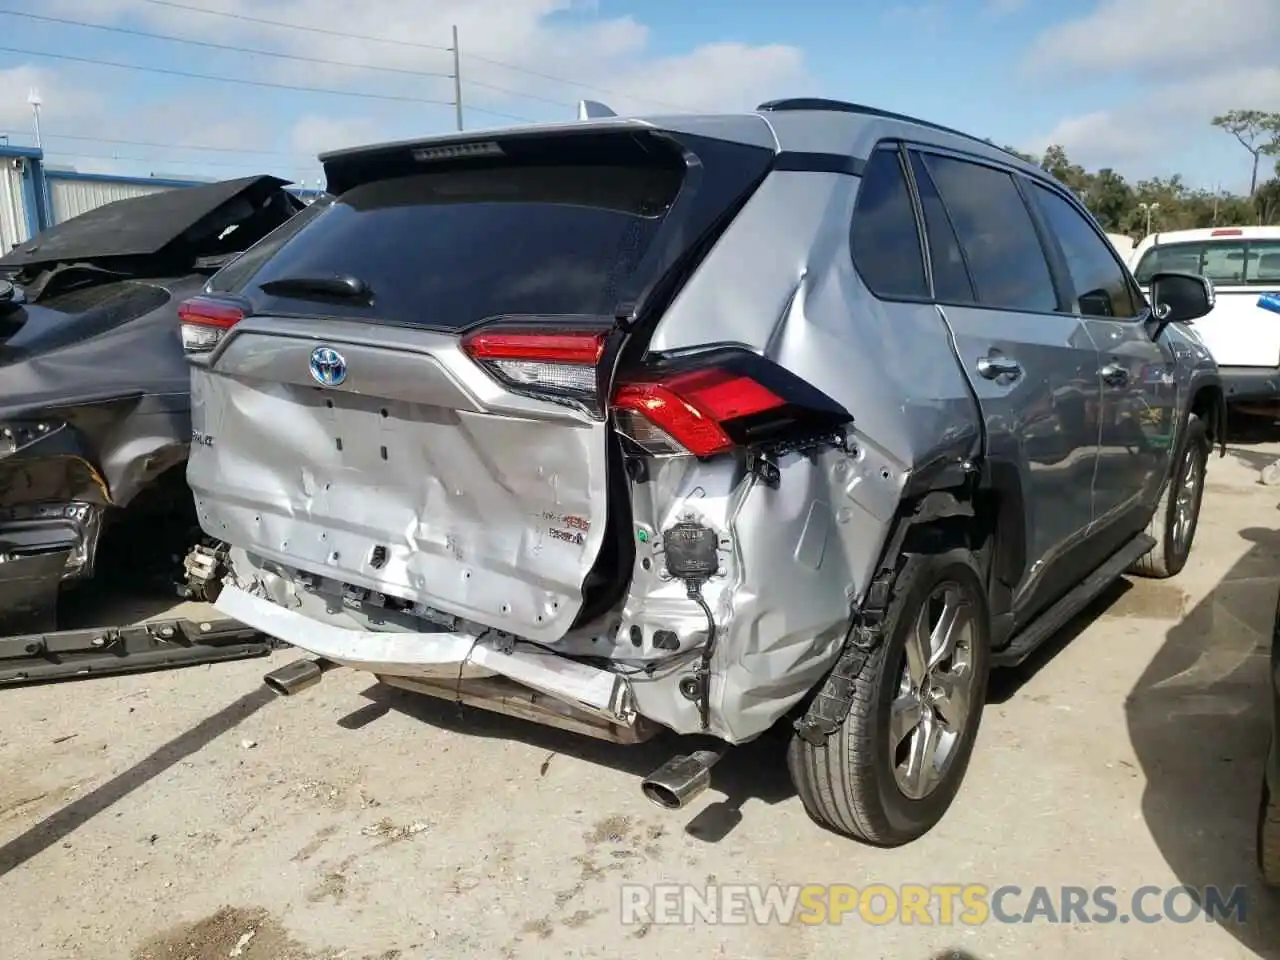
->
[[179, 98, 1223, 845]]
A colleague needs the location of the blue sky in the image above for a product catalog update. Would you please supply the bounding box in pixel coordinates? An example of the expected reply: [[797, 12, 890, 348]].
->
[[0, 0, 1276, 193]]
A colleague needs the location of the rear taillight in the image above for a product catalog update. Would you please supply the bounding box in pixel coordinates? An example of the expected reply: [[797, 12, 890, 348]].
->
[[613, 370, 784, 457], [611, 349, 852, 459], [179, 295, 245, 354], [460, 326, 608, 402]]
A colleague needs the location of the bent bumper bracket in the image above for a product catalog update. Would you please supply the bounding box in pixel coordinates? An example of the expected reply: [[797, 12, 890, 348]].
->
[[0, 617, 284, 685]]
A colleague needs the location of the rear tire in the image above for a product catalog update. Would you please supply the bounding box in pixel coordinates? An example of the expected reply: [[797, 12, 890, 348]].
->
[[1131, 412, 1209, 579], [787, 549, 991, 846]]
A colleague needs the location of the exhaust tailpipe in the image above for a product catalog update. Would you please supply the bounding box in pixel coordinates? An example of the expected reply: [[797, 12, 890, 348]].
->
[[263, 657, 332, 696], [641, 748, 725, 810]]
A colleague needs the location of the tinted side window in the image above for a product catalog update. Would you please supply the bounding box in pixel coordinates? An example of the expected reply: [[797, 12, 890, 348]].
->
[[850, 147, 928, 299], [920, 153, 1058, 313], [1133, 239, 1280, 286], [908, 152, 975, 303], [1029, 183, 1140, 318]]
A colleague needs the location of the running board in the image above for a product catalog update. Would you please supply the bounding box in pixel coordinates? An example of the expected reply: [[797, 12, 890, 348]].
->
[[991, 533, 1156, 669], [0, 617, 285, 685]]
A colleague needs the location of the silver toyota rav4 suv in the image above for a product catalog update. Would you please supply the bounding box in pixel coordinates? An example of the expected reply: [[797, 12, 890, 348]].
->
[[181, 98, 1224, 846]]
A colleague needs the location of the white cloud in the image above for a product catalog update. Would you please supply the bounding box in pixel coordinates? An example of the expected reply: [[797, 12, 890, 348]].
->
[[1022, 0, 1280, 188], [47, 1, 807, 118], [985, 0, 1025, 15], [1025, 0, 1280, 77]]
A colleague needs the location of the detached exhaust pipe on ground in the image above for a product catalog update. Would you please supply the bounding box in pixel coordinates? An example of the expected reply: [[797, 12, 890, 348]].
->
[[263, 657, 333, 696], [641, 748, 726, 810]]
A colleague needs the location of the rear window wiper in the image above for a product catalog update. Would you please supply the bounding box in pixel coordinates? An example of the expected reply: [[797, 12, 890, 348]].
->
[[257, 273, 373, 302]]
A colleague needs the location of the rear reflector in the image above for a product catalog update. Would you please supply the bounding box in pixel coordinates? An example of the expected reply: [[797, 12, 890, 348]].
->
[[178, 296, 245, 354], [613, 369, 785, 458], [461, 327, 608, 403], [1211, 228, 1243, 236]]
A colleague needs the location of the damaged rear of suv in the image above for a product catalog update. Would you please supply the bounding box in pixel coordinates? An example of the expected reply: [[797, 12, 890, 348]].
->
[[186, 100, 1220, 845]]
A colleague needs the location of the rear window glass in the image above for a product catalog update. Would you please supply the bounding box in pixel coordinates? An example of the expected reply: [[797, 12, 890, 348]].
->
[[228, 164, 684, 329], [1133, 239, 1280, 285]]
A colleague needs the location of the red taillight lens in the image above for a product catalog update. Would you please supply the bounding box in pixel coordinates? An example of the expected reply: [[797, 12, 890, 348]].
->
[[460, 327, 608, 401], [1211, 228, 1243, 236], [179, 296, 245, 354], [613, 368, 785, 458]]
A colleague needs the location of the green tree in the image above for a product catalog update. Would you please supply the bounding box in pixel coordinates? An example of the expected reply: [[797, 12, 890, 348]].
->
[[1210, 110, 1280, 195]]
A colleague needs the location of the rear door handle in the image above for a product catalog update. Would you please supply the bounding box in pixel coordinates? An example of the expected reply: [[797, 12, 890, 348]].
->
[[1100, 363, 1129, 386], [977, 356, 1022, 380]]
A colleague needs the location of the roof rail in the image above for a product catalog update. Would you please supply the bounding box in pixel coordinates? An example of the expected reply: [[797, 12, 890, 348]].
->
[[756, 98, 1030, 163], [577, 99, 617, 120]]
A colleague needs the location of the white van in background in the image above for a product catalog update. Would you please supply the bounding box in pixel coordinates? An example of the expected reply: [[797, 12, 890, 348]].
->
[[1106, 232, 1135, 260], [1130, 226, 1280, 410]]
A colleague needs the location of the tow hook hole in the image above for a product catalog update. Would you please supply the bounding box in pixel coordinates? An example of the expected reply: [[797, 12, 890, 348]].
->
[[380, 445, 388, 461], [501, 602, 511, 614], [880, 468, 890, 480], [329, 551, 340, 563], [463, 570, 472, 581], [380, 407, 389, 418], [325, 399, 334, 409], [369, 545, 388, 569], [336, 438, 343, 452], [653, 630, 680, 651]]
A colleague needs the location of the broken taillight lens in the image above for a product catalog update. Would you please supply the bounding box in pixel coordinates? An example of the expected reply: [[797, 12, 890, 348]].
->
[[178, 295, 246, 354], [460, 327, 608, 402], [612, 350, 852, 459], [613, 370, 785, 457]]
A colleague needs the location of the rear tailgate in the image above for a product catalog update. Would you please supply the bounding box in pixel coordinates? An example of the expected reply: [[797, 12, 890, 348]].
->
[[186, 125, 777, 643]]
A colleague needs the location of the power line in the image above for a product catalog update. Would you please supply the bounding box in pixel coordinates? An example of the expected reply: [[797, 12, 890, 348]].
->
[[0, 9, 454, 80], [136, 0, 691, 111], [460, 52, 690, 111], [42, 150, 297, 169], [37, 131, 312, 157], [139, 0, 452, 51], [0, 44, 456, 105], [463, 76, 575, 109]]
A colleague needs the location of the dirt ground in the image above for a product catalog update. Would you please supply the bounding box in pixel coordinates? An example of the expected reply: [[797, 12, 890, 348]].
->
[[5, 440, 1280, 959]]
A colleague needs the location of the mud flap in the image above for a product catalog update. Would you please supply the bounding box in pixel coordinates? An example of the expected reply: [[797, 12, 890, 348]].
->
[[0, 551, 68, 635]]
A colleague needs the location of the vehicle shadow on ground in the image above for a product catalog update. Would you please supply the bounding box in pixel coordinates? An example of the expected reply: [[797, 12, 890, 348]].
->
[[991, 524, 1280, 958], [346, 681, 797, 843], [0, 685, 275, 878], [1124, 525, 1280, 958]]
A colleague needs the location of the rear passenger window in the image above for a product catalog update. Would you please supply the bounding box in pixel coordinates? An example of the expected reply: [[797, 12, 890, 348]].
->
[[919, 153, 1058, 313], [908, 152, 975, 303], [1029, 183, 1141, 318], [850, 147, 928, 300]]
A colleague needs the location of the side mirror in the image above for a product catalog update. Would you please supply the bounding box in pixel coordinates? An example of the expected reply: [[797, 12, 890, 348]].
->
[[1148, 270, 1214, 326]]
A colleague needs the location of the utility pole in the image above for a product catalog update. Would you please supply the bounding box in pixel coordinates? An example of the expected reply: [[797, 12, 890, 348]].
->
[[26, 88, 42, 148], [451, 25, 463, 131]]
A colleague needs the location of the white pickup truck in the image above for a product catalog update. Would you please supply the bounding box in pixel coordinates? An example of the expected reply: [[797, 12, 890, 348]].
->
[[1130, 226, 1280, 414]]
